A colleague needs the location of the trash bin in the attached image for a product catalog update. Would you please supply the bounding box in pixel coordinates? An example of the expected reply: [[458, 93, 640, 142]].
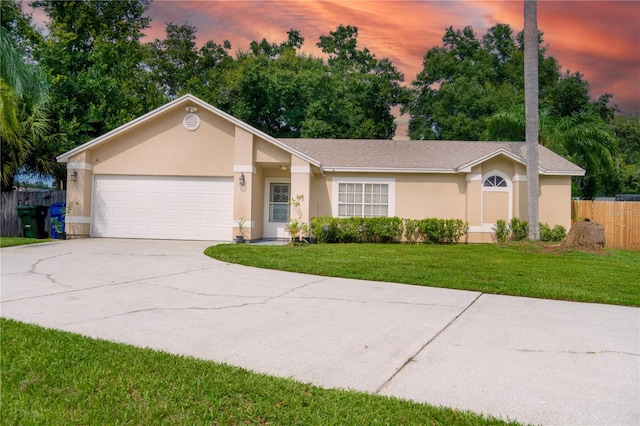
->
[[17, 205, 49, 239], [50, 202, 66, 239]]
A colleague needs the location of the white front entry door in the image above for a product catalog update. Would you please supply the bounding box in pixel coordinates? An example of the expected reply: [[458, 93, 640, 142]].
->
[[264, 181, 290, 239], [92, 175, 233, 241]]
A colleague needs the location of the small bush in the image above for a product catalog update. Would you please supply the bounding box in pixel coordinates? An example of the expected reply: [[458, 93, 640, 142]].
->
[[509, 217, 529, 241], [361, 217, 403, 243], [551, 224, 567, 242], [419, 218, 443, 244], [310, 216, 340, 243], [493, 219, 510, 243], [337, 217, 364, 243], [403, 219, 421, 243], [417, 218, 468, 244], [443, 219, 469, 243], [540, 223, 567, 242]]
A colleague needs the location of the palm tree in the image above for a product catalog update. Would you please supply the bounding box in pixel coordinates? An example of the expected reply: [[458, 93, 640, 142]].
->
[[487, 106, 617, 197], [0, 26, 52, 191], [524, 0, 540, 240]]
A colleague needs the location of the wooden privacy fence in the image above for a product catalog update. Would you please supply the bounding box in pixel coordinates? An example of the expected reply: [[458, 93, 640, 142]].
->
[[1, 190, 66, 237], [572, 200, 640, 250]]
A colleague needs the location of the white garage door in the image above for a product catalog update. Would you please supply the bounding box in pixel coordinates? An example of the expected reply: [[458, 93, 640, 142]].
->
[[92, 175, 233, 241]]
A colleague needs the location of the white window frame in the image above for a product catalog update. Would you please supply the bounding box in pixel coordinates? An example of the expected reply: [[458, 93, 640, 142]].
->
[[331, 177, 395, 217]]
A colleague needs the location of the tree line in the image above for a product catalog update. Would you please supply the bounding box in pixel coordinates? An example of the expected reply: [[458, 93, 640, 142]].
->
[[2, 0, 638, 198]]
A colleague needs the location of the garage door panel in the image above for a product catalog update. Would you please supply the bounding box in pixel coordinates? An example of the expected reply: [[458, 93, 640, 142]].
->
[[93, 176, 233, 241]]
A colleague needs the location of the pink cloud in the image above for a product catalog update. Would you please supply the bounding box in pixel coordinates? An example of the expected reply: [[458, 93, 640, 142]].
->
[[28, 0, 640, 114]]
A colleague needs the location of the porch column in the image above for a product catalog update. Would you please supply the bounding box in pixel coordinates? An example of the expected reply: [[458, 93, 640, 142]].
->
[[289, 155, 311, 224]]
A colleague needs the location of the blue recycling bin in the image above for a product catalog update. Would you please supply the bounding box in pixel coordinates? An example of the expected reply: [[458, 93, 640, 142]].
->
[[50, 202, 66, 239]]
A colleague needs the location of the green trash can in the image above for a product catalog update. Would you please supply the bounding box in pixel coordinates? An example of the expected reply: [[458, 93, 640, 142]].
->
[[17, 205, 49, 239]]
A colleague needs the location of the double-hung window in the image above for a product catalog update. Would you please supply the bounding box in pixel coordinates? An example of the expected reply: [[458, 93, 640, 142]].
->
[[334, 178, 394, 217]]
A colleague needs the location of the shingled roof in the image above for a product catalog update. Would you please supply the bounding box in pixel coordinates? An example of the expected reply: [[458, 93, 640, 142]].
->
[[279, 139, 585, 176]]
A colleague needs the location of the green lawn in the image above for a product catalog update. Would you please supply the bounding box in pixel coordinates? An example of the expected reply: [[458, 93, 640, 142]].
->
[[0, 237, 51, 248], [205, 242, 640, 307], [1, 319, 518, 425]]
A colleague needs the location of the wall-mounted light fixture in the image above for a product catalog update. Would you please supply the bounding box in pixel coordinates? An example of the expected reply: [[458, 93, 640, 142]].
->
[[239, 172, 245, 186], [280, 165, 288, 171], [184, 106, 198, 113], [70, 171, 78, 182]]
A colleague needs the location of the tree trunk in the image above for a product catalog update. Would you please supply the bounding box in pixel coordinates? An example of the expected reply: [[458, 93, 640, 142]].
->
[[524, 0, 540, 240]]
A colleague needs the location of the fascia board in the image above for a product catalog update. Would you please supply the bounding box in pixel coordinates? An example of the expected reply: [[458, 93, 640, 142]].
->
[[321, 167, 457, 173], [540, 169, 586, 176]]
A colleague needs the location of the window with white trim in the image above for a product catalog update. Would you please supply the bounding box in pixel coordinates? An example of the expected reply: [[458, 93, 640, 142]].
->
[[338, 183, 389, 217]]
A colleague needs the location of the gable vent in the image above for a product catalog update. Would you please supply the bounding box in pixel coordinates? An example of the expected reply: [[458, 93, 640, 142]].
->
[[183, 113, 201, 131]]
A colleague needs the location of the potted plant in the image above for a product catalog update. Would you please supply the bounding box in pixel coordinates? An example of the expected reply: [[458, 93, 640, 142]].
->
[[284, 219, 301, 243], [51, 217, 66, 240], [236, 217, 247, 243], [286, 194, 310, 245], [285, 219, 309, 244], [51, 201, 77, 240]]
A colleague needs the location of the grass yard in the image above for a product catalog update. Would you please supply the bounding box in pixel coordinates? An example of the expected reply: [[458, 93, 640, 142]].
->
[[1, 319, 518, 425], [0, 237, 51, 248], [205, 242, 640, 307]]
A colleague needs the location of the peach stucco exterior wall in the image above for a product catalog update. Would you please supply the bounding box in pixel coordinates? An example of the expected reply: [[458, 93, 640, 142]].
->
[[290, 156, 312, 223], [91, 109, 235, 177], [539, 175, 573, 228], [394, 174, 467, 219]]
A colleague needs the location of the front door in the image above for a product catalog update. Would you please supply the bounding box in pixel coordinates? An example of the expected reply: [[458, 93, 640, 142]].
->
[[264, 181, 290, 238]]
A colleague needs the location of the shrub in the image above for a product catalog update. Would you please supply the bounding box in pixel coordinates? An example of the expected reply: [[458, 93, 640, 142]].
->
[[418, 218, 468, 244], [361, 217, 403, 243], [540, 223, 567, 242], [337, 217, 363, 243], [419, 218, 442, 244], [509, 217, 529, 241], [540, 223, 553, 242], [310, 216, 339, 243], [551, 224, 567, 242], [493, 219, 510, 243], [403, 219, 421, 243], [443, 219, 469, 243]]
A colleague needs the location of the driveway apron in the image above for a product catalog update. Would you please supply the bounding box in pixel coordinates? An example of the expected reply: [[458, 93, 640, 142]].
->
[[1, 239, 638, 425]]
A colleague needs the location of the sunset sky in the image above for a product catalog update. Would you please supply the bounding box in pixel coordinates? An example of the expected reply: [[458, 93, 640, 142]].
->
[[26, 0, 640, 115], [140, 0, 639, 116]]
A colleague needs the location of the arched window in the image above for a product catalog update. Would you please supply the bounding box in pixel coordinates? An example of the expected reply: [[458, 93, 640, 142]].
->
[[483, 175, 507, 188]]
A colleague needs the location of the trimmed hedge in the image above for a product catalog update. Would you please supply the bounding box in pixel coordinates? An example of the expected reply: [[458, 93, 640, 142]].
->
[[310, 216, 469, 244]]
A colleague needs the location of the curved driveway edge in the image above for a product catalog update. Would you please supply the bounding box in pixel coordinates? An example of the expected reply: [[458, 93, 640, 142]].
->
[[2, 238, 639, 425]]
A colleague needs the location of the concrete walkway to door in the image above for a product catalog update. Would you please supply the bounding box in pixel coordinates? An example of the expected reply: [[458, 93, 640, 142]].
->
[[1, 238, 638, 425]]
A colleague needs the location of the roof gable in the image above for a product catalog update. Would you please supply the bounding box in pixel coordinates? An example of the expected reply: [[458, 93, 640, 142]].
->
[[57, 94, 318, 165]]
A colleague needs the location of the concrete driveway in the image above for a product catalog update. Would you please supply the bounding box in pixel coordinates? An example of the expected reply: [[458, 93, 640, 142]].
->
[[1, 238, 638, 425]]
